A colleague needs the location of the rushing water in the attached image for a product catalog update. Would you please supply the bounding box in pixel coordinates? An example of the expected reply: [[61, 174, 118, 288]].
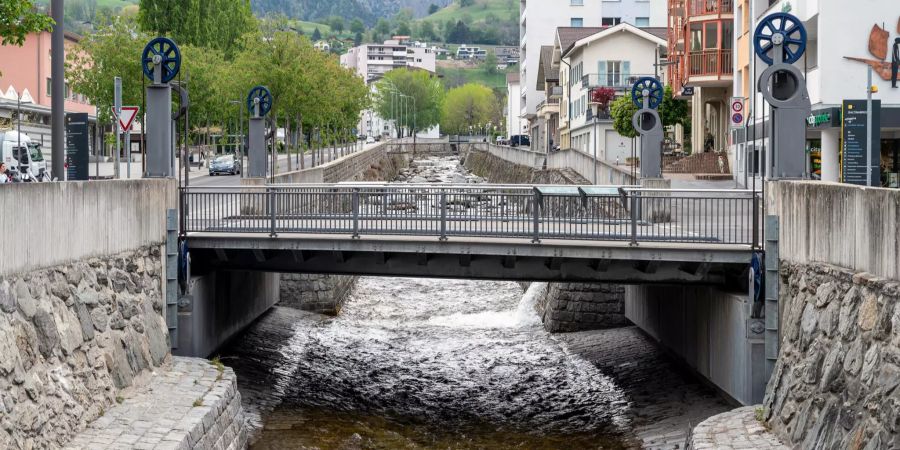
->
[[219, 156, 725, 449]]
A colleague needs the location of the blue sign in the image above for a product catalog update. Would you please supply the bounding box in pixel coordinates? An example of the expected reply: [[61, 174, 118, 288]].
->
[[681, 86, 695, 96]]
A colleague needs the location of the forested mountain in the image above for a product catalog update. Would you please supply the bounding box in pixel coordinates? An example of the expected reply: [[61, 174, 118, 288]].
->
[[251, 0, 453, 25]]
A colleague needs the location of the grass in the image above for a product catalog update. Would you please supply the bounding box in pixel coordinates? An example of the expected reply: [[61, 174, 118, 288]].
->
[[115, 396, 124, 404], [208, 356, 225, 381], [437, 65, 517, 90], [423, 0, 518, 24], [193, 398, 204, 407]]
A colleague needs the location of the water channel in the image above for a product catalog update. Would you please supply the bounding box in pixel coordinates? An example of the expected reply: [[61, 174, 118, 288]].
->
[[221, 156, 731, 449]]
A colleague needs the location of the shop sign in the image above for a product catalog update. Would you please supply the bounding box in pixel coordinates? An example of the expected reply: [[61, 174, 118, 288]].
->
[[842, 99, 881, 186], [807, 112, 831, 127]]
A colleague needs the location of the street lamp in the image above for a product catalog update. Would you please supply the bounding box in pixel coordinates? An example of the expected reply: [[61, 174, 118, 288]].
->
[[229, 99, 245, 177]]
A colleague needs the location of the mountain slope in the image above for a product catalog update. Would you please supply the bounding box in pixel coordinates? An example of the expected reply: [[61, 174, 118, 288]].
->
[[251, 0, 453, 24]]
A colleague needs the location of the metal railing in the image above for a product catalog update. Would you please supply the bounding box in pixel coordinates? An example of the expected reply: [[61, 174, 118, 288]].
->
[[688, 0, 733, 15], [181, 184, 761, 248], [688, 49, 733, 77], [582, 74, 657, 90]]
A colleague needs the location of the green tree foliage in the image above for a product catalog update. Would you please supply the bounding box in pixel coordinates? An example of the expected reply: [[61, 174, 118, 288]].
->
[[610, 95, 638, 139], [0, 0, 54, 45], [659, 85, 689, 128], [459, 0, 475, 7], [328, 16, 344, 34], [445, 20, 471, 44], [137, 0, 255, 54], [482, 51, 498, 75], [354, 32, 363, 46], [374, 69, 444, 134], [311, 27, 322, 40], [350, 19, 365, 34], [374, 18, 390, 39], [440, 83, 498, 135], [428, 4, 440, 14], [417, 20, 436, 40]]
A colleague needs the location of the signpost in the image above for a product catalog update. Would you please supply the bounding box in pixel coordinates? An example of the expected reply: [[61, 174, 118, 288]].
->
[[114, 77, 121, 179], [65, 113, 90, 181], [112, 106, 140, 178], [730, 97, 745, 129], [842, 99, 881, 186]]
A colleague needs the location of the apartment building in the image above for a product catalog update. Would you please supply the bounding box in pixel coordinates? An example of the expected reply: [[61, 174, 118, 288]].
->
[[731, 0, 900, 188], [520, 0, 666, 146], [456, 44, 487, 60], [506, 72, 523, 138], [340, 38, 436, 83], [0, 30, 97, 155]]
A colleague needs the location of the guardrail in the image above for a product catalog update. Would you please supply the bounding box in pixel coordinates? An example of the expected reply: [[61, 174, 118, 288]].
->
[[181, 185, 761, 247]]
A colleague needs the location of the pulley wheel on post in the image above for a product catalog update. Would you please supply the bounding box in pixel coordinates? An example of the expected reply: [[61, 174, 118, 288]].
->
[[631, 77, 663, 110], [142, 37, 181, 83], [247, 86, 273, 118], [753, 12, 807, 66]]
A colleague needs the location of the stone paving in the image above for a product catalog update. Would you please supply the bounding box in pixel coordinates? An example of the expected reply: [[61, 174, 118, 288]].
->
[[690, 406, 788, 449], [64, 357, 248, 450]]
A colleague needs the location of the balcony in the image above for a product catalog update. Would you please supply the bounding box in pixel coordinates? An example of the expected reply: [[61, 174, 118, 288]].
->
[[548, 85, 563, 99], [537, 97, 560, 117], [686, 49, 733, 84], [688, 0, 733, 16], [582, 73, 657, 90]]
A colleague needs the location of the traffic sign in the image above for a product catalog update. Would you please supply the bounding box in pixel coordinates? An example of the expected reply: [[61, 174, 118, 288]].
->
[[112, 106, 140, 132], [730, 97, 745, 128]]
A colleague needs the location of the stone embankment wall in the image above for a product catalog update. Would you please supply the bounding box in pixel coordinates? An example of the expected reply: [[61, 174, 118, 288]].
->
[[536, 283, 627, 332], [763, 261, 900, 449], [0, 247, 169, 449], [762, 181, 900, 448], [268, 142, 410, 184], [465, 147, 626, 333], [279, 274, 357, 315]]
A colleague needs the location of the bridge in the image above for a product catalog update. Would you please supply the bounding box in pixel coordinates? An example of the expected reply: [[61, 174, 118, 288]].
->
[[183, 183, 761, 285]]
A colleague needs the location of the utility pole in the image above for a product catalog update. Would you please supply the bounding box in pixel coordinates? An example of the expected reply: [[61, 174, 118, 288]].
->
[[51, 0, 65, 180], [866, 66, 875, 187]]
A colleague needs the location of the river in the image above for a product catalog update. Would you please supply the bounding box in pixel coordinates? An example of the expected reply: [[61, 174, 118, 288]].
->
[[220, 156, 730, 449]]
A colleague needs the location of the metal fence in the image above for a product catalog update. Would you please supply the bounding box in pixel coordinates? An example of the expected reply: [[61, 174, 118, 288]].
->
[[181, 184, 761, 247]]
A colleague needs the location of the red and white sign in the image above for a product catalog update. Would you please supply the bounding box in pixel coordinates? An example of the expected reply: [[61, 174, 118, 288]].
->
[[730, 97, 745, 128], [112, 106, 140, 133]]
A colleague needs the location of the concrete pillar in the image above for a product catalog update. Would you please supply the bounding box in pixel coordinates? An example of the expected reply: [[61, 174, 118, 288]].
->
[[691, 89, 706, 153], [820, 128, 840, 182]]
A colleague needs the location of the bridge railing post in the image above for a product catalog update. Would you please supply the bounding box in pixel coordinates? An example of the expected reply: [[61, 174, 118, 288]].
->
[[629, 191, 639, 246], [752, 191, 761, 249], [352, 188, 360, 239], [531, 191, 541, 243], [268, 187, 277, 237], [439, 190, 448, 241]]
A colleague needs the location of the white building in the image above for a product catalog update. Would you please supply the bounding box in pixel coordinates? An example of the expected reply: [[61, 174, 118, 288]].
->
[[731, 0, 900, 188], [456, 44, 487, 60], [340, 39, 437, 84], [559, 24, 667, 170], [601, 0, 667, 27], [519, 0, 666, 139], [506, 72, 522, 138]]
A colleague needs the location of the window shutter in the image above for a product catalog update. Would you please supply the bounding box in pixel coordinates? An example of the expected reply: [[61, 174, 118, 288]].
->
[[622, 61, 631, 86], [598, 60, 607, 86]]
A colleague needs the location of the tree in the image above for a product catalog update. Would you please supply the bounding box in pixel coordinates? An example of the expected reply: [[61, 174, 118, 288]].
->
[[311, 27, 321, 41], [445, 20, 471, 44], [328, 16, 344, 34], [441, 83, 497, 135], [374, 68, 444, 135], [482, 51, 498, 75], [418, 21, 436, 41], [137, 0, 255, 55], [354, 32, 363, 46], [459, 0, 475, 7], [395, 21, 411, 36], [610, 95, 639, 139], [659, 85, 689, 128], [428, 4, 440, 14], [374, 18, 390, 39], [350, 19, 365, 35], [0, 0, 54, 46]]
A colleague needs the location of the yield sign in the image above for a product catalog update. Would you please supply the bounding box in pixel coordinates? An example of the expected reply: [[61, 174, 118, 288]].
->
[[112, 106, 140, 132]]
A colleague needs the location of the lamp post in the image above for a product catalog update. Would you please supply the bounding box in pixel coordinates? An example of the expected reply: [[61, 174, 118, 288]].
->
[[590, 100, 600, 184], [229, 99, 244, 177]]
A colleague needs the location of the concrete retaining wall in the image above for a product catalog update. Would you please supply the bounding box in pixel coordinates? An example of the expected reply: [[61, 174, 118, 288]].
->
[[0, 179, 177, 277], [279, 274, 357, 315], [625, 285, 766, 406], [546, 149, 636, 185], [269, 142, 408, 184], [536, 283, 627, 332], [177, 270, 280, 358], [767, 181, 900, 281]]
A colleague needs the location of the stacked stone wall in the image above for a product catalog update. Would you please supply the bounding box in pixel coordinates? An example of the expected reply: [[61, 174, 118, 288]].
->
[[536, 283, 628, 332], [764, 261, 900, 449], [279, 274, 357, 315], [0, 246, 170, 449]]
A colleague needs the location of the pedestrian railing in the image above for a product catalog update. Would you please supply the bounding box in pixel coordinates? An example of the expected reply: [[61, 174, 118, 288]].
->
[[181, 184, 761, 248]]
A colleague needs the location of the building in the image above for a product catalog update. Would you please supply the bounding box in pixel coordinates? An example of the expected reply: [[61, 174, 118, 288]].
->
[[731, 0, 900, 188], [667, 0, 734, 158], [494, 46, 521, 65], [340, 38, 437, 84], [520, 0, 666, 142], [313, 40, 331, 52], [556, 24, 667, 171], [602, 0, 667, 27], [0, 30, 97, 156], [456, 44, 487, 60], [506, 72, 523, 139]]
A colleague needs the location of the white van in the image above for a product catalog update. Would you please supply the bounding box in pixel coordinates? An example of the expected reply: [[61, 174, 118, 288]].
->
[[0, 131, 50, 181]]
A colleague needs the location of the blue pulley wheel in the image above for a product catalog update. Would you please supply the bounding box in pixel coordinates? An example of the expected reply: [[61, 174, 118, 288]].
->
[[247, 86, 273, 117], [631, 77, 663, 109], [753, 12, 806, 66], [142, 37, 181, 83]]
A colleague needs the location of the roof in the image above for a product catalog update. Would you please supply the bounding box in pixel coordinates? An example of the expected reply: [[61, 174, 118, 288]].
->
[[642, 27, 668, 41], [556, 27, 604, 57], [536, 45, 558, 91], [506, 72, 520, 83], [562, 23, 668, 58]]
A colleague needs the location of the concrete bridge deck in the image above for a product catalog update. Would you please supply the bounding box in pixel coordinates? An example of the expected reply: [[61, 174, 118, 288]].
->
[[183, 184, 760, 285]]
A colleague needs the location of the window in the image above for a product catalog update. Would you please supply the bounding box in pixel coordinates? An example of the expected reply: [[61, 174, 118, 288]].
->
[[571, 18, 584, 27], [704, 22, 718, 49], [598, 60, 630, 86], [570, 0, 584, 4], [635, 17, 650, 27], [46, 78, 51, 97], [602, 17, 621, 27], [721, 21, 733, 50], [690, 23, 703, 51]]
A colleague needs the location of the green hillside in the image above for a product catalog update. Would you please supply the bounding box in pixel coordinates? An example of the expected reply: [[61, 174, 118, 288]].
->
[[419, 0, 518, 45], [425, 0, 517, 23]]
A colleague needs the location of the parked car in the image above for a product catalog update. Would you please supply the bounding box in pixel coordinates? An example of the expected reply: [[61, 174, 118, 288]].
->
[[510, 135, 531, 147], [357, 134, 367, 141], [366, 136, 376, 144], [495, 136, 508, 145], [208, 154, 241, 176]]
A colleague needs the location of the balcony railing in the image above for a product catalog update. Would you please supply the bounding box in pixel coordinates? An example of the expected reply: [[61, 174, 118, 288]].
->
[[582, 74, 657, 90], [688, 0, 733, 16], [687, 49, 733, 77]]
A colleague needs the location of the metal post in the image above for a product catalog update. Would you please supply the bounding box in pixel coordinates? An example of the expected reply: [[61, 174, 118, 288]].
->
[[629, 192, 639, 246], [352, 188, 360, 238], [531, 191, 541, 243], [866, 66, 874, 187], [51, 0, 65, 180], [268, 187, 276, 237], [125, 128, 131, 178], [592, 117, 598, 184], [114, 77, 122, 179], [439, 190, 448, 241]]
